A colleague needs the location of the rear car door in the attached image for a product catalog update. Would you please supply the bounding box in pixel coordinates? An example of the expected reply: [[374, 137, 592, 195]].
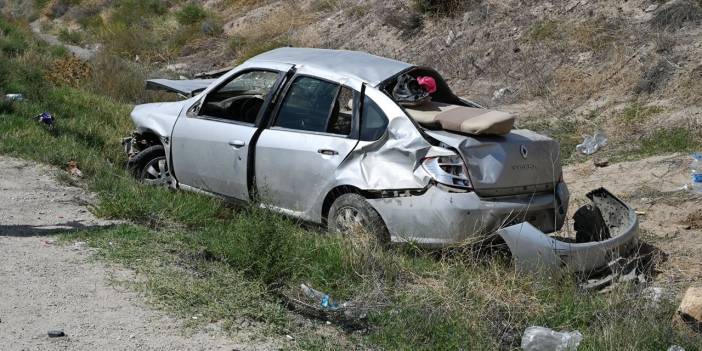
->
[[171, 69, 286, 200], [254, 76, 359, 218]]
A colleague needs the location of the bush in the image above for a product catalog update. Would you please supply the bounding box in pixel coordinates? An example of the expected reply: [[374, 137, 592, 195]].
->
[[176, 4, 207, 25], [57, 28, 86, 45], [412, 0, 474, 16]]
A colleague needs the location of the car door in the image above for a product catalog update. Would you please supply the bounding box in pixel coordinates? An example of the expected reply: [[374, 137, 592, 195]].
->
[[171, 68, 285, 200], [255, 76, 359, 219]]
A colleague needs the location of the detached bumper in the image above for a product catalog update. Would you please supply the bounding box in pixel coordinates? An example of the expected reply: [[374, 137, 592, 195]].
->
[[497, 188, 639, 274]]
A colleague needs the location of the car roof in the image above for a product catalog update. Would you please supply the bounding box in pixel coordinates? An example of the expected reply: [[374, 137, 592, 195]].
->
[[246, 48, 413, 87]]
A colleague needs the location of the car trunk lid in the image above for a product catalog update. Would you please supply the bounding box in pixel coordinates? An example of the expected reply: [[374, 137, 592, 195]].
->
[[424, 129, 562, 197]]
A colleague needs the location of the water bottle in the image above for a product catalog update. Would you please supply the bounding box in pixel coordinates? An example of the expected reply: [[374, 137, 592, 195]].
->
[[691, 153, 702, 193]]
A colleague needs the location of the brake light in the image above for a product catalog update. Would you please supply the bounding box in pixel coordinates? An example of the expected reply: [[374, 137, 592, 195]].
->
[[422, 155, 473, 190]]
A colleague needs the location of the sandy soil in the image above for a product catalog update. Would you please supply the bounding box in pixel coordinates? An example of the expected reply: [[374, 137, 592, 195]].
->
[[563, 153, 702, 287], [0, 155, 257, 351]]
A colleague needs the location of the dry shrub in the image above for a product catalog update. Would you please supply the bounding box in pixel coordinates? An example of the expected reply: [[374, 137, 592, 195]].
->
[[227, 4, 314, 62], [650, 0, 702, 30], [45, 55, 92, 87], [634, 60, 673, 94], [680, 64, 702, 104]]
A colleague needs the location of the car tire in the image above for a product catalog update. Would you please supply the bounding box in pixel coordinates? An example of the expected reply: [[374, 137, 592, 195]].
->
[[128, 145, 172, 187], [327, 193, 389, 244]]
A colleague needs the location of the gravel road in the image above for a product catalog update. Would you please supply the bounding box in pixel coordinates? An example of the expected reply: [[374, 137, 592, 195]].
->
[[0, 155, 246, 351]]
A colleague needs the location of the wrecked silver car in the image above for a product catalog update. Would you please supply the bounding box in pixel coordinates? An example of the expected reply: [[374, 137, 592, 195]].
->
[[123, 48, 638, 272]]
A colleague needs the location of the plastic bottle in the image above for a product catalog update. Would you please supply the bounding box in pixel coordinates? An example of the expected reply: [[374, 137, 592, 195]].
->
[[691, 153, 702, 193], [521, 326, 582, 351]]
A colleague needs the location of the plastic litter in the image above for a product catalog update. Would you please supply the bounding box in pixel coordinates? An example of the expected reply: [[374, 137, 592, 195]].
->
[[34, 112, 55, 129], [667, 346, 685, 351], [575, 131, 607, 155], [301, 283, 340, 311], [690, 152, 702, 193], [521, 326, 582, 351], [493, 87, 513, 100], [5, 93, 24, 101]]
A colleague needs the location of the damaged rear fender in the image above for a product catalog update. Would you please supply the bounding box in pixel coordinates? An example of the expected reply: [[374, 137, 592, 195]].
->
[[496, 188, 639, 274]]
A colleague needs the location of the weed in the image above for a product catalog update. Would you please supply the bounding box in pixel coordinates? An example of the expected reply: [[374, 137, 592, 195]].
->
[[528, 20, 561, 42], [175, 4, 207, 26], [651, 0, 702, 30], [412, 0, 475, 16], [310, 0, 338, 13], [639, 127, 701, 156], [345, 4, 370, 18], [383, 12, 423, 38], [57, 27, 86, 45], [616, 104, 664, 125]]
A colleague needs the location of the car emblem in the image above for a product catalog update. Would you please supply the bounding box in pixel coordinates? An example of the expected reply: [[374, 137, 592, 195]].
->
[[520, 145, 528, 159]]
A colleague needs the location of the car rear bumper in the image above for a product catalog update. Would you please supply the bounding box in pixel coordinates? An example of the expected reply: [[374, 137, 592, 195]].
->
[[367, 182, 570, 247], [496, 188, 639, 273]]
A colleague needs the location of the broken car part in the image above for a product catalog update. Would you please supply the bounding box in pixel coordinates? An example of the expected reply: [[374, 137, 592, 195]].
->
[[497, 188, 639, 274]]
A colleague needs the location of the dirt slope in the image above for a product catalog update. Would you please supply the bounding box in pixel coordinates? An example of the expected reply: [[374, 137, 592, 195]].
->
[[0, 155, 271, 351]]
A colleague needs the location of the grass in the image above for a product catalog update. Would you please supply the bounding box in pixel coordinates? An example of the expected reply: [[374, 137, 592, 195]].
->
[[1, 16, 701, 350], [617, 104, 664, 125], [528, 20, 561, 42], [175, 4, 208, 26]]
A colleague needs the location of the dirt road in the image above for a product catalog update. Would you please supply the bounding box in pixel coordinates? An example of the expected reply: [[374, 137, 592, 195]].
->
[[0, 155, 243, 351]]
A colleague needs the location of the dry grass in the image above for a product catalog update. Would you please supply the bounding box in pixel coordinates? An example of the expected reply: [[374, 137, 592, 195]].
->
[[227, 3, 315, 63]]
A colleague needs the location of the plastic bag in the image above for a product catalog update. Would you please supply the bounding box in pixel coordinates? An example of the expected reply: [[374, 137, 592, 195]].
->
[[521, 326, 582, 351], [575, 131, 607, 155]]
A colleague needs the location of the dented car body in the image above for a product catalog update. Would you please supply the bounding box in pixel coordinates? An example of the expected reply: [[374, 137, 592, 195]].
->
[[124, 48, 638, 272]]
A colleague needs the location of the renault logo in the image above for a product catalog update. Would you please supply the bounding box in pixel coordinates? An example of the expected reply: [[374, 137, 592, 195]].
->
[[520, 145, 528, 159]]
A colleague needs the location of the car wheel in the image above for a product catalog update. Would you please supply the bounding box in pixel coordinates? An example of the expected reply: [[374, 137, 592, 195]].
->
[[128, 145, 172, 187], [327, 193, 389, 244]]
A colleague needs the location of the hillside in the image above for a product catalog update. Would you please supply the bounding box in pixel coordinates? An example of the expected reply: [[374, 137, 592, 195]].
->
[[4, 0, 701, 161]]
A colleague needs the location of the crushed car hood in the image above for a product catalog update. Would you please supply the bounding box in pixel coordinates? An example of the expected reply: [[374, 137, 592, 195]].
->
[[131, 100, 192, 137], [145, 79, 215, 97]]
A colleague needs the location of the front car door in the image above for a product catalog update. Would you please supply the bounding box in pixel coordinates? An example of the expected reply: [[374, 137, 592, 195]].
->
[[254, 75, 360, 219], [171, 67, 289, 200]]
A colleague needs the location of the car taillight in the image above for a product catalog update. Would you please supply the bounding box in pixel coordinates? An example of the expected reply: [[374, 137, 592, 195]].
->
[[422, 155, 473, 190]]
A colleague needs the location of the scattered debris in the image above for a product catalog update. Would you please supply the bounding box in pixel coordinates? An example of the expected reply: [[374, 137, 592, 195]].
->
[[635, 210, 646, 216], [280, 284, 368, 330], [66, 160, 83, 178], [48, 329, 65, 338], [668, 345, 686, 351], [521, 326, 582, 351], [593, 158, 610, 167], [492, 87, 513, 100], [677, 287, 702, 332], [575, 131, 607, 155], [645, 4, 659, 13], [642, 286, 666, 305]]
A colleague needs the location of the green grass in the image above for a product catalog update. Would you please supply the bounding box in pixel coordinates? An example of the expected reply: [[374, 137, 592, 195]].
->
[[617, 104, 664, 125], [1, 17, 701, 350], [638, 127, 701, 156], [529, 20, 561, 42], [175, 4, 207, 26]]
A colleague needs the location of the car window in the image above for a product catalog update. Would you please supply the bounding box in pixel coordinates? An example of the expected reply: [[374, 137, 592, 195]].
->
[[199, 70, 278, 124], [275, 76, 342, 134], [327, 86, 353, 135], [360, 96, 388, 141]]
